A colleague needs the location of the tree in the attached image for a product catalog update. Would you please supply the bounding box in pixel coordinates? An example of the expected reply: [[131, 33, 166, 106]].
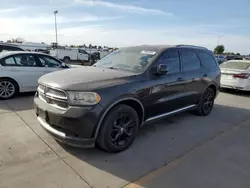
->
[[89, 44, 92, 48], [213, 45, 225, 54], [236, 53, 241, 56]]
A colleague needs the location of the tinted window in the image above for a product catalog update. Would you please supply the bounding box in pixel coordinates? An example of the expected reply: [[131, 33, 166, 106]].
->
[[156, 49, 180, 73], [199, 53, 217, 67], [38, 55, 61, 67], [13, 55, 38, 67], [180, 50, 201, 71]]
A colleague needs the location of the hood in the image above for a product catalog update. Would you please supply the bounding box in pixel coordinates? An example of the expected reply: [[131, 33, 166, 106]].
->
[[38, 66, 138, 90]]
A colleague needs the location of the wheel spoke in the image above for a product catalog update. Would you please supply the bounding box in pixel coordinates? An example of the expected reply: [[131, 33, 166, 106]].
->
[[0, 90, 4, 96], [124, 129, 132, 137], [112, 132, 122, 142]]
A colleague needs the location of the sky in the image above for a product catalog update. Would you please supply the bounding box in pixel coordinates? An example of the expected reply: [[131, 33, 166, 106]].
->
[[0, 0, 250, 54]]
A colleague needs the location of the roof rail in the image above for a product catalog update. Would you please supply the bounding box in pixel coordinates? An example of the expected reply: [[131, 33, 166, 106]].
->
[[176, 44, 208, 50]]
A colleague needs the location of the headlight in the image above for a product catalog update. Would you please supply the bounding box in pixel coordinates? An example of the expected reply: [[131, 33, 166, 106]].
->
[[67, 92, 101, 105]]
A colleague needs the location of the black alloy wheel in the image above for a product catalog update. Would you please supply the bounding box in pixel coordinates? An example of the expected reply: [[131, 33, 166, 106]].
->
[[194, 87, 215, 116], [97, 104, 139, 153], [110, 113, 136, 147]]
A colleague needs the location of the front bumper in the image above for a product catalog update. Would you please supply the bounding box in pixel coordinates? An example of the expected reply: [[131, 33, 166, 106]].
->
[[34, 96, 104, 148]]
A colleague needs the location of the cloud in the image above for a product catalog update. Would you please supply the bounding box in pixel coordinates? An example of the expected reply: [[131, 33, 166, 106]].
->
[[74, 0, 173, 16]]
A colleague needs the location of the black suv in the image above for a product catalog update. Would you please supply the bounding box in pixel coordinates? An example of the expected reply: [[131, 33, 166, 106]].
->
[[34, 45, 221, 152], [0, 44, 25, 52]]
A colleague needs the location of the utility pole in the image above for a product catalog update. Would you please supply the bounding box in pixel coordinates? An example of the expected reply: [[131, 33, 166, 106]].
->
[[54, 10, 58, 47]]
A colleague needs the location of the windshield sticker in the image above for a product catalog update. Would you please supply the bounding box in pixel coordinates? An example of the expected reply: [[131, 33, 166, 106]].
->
[[140, 50, 156, 55]]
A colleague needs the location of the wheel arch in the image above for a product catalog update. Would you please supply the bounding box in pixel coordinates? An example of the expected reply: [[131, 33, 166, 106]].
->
[[94, 97, 145, 139], [207, 84, 217, 95], [0, 77, 20, 92]]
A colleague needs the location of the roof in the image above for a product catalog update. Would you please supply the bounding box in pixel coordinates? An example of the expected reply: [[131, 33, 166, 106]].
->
[[119, 44, 208, 53], [0, 51, 47, 59]]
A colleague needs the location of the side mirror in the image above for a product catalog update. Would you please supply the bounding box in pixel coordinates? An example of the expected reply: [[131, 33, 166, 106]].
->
[[156, 64, 168, 75]]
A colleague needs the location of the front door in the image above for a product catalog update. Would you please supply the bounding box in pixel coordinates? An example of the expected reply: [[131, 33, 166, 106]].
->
[[78, 49, 89, 61], [36, 54, 64, 74], [141, 48, 187, 119]]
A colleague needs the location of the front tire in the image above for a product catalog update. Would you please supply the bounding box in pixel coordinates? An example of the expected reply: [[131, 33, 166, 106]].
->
[[194, 87, 215, 116], [97, 104, 139, 153], [0, 78, 18, 100]]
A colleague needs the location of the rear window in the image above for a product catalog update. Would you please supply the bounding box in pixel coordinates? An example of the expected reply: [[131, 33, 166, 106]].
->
[[220, 61, 250, 70], [198, 52, 217, 67]]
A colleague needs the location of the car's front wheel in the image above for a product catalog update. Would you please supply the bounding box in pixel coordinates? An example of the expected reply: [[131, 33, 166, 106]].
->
[[0, 78, 18, 100], [97, 104, 139, 153]]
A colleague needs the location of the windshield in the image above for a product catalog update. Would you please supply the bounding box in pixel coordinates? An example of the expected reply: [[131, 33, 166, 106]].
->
[[220, 61, 250, 70], [93, 50, 156, 73]]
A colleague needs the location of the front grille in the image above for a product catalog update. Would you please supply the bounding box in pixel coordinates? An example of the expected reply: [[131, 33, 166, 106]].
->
[[38, 84, 69, 110]]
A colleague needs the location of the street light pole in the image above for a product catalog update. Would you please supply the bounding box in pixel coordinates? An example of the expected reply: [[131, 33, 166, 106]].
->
[[54, 10, 58, 47]]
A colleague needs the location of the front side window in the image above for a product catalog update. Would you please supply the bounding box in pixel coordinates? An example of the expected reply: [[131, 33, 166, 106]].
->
[[180, 50, 201, 71], [94, 49, 157, 73], [156, 49, 180, 74], [38, 55, 61, 67], [198, 52, 217, 67], [79, 49, 87, 54]]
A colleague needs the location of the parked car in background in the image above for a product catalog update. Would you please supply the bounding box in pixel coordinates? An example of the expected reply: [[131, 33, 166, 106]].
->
[[50, 48, 89, 62], [220, 60, 250, 91], [35, 44, 220, 153], [0, 43, 25, 52], [215, 55, 226, 64], [0, 51, 73, 99]]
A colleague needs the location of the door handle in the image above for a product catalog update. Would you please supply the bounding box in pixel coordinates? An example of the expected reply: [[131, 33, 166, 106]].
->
[[203, 73, 207, 77], [177, 78, 183, 82]]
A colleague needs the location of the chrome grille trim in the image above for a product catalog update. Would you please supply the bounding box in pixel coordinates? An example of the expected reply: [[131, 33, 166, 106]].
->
[[38, 84, 69, 110]]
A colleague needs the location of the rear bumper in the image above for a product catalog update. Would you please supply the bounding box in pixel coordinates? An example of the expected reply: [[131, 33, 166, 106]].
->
[[221, 84, 250, 91]]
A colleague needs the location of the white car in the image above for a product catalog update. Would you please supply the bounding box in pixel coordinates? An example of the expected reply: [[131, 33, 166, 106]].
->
[[220, 60, 250, 91], [0, 51, 73, 99]]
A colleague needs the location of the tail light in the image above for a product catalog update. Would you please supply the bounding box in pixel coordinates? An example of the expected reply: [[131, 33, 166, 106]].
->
[[232, 73, 250, 79]]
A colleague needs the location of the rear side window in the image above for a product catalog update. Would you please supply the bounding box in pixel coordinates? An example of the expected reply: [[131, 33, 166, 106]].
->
[[156, 48, 180, 74], [198, 52, 217, 67], [2, 57, 16, 66], [220, 61, 250, 70], [180, 50, 201, 71]]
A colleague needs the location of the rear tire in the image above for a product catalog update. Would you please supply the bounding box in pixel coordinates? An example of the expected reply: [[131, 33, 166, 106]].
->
[[97, 104, 139, 153], [63, 56, 70, 63], [0, 78, 18, 100], [194, 87, 215, 116]]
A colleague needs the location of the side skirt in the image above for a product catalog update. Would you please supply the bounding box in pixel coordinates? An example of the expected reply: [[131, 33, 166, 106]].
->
[[144, 104, 197, 124]]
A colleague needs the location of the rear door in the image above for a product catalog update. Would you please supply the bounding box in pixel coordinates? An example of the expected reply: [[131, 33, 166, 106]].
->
[[178, 48, 204, 106]]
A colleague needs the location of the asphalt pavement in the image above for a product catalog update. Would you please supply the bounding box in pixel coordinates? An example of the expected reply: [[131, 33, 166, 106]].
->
[[0, 89, 250, 188]]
